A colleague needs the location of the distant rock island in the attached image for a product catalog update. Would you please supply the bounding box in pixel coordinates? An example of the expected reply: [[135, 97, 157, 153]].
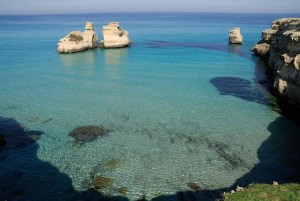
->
[[57, 22, 98, 53], [58, 21, 130, 53], [252, 18, 300, 108], [229, 27, 243, 44], [100, 22, 131, 48]]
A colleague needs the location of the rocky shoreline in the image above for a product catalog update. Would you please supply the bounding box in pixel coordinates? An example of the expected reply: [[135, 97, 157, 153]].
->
[[252, 18, 300, 109]]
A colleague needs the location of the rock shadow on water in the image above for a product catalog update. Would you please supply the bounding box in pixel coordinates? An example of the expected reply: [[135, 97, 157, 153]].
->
[[208, 72, 300, 198], [231, 116, 300, 188], [0, 116, 128, 201], [150, 94, 300, 201], [210, 76, 271, 106]]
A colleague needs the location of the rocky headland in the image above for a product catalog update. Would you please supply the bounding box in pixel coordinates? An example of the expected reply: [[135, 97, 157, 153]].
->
[[100, 22, 131, 48], [229, 27, 243, 44], [252, 18, 300, 108], [57, 22, 98, 53]]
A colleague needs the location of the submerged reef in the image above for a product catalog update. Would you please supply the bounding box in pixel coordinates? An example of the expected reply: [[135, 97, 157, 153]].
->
[[105, 159, 126, 170], [117, 187, 128, 196], [252, 18, 300, 108], [187, 182, 202, 192], [91, 176, 115, 189]]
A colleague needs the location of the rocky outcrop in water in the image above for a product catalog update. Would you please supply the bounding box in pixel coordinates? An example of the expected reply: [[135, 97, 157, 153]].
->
[[100, 22, 131, 48], [252, 18, 300, 108], [229, 27, 243, 44], [69, 126, 108, 142], [57, 22, 98, 53]]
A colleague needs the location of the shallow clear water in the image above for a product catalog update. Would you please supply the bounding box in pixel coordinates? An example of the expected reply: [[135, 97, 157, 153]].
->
[[1, 13, 300, 200]]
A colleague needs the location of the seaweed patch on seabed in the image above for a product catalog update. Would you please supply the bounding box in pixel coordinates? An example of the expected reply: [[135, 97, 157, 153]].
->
[[173, 132, 249, 170], [132, 120, 249, 170]]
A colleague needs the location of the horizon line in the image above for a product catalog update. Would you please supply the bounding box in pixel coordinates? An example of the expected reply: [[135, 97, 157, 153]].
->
[[1, 11, 300, 16]]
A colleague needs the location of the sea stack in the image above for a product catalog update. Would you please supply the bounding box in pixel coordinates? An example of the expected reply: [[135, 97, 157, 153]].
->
[[229, 27, 243, 44], [252, 18, 300, 108], [100, 22, 131, 48], [57, 22, 98, 53]]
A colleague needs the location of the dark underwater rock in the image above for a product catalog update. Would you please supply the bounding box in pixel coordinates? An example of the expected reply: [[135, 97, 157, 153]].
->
[[91, 176, 114, 189], [105, 159, 125, 170], [117, 187, 128, 195], [187, 182, 202, 192], [69, 126, 108, 142]]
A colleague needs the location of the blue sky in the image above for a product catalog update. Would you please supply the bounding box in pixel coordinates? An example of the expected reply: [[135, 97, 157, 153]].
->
[[0, 0, 300, 14]]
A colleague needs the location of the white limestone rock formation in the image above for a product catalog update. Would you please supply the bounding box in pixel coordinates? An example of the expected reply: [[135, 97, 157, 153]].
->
[[251, 29, 277, 58], [100, 22, 131, 48], [57, 22, 98, 53], [252, 18, 300, 108], [229, 27, 243, 44]]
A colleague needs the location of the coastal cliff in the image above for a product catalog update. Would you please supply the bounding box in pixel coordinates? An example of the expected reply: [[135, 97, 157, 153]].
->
[[252, 18, 300, 108]]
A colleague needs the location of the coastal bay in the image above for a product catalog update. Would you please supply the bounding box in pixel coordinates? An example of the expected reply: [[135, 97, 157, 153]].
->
[[0, 12, 300, 200]]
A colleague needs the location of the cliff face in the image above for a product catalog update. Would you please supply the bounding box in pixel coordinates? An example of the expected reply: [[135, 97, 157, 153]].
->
[[252, 18, 300, 108]]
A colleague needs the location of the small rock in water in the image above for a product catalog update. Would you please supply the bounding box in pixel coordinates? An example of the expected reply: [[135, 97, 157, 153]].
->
[[105, 159, 125, 170], [236, 186, 244, 192], [42, 118, 53, 124], [26, 130, 44, 142], [117, 187, 128, 195], [91, 176, 114, 189], [100, 22, 131, 48], [137, 195, 147, 201], [229, 27, 243, 44], [28, 134, 41, 141], [0, 133, 6, 147], [69, 126, 108, 142], [187, 181, 202, 191]]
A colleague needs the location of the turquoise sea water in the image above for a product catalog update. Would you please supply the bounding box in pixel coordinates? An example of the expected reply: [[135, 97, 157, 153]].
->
[[1, 13, 300, 200]]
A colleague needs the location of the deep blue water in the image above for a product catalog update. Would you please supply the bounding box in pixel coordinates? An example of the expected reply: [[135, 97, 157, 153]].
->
[[0, 12, 300, 201]]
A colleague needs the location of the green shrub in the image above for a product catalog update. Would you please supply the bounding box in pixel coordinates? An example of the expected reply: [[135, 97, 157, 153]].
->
[[222, 183, 300, 201], [69, 34, 83, 42]]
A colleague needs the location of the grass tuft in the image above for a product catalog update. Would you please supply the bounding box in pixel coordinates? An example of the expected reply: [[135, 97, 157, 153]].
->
[[222, 183, 300, 201]]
